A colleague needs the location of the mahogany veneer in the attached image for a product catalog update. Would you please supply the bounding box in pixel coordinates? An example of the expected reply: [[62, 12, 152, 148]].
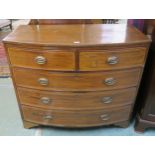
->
[[3, 24, 150, 128], [135, 20, 155, 132]]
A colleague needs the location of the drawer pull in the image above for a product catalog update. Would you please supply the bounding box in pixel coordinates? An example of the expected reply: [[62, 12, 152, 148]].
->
[[101, 97, 112, 104], [35, 56, 46, 65], [32, 112, 53, 120], [107, 56, 118, 65], [40, 97, 51, 104], [43, 115, 53, 120], [104, 77, 116, 86], [38, 78, 48, 86], [100, 114, 110, 121]]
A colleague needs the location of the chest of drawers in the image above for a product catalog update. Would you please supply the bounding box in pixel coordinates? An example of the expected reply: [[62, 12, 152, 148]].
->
[[3, 24, 150, 128]]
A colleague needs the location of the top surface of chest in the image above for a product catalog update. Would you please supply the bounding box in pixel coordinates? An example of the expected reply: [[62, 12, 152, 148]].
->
[[3, 24, 150, 47]]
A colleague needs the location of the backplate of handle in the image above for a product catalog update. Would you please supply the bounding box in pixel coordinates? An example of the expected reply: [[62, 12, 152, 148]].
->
[[101, 96, 113, 104], [38, 78, 48, 86], [32, 112, 53, 120], [35, 56, 46, 65], [100, 114, 110, 121], [40, 97, 51, 104], [104, 77, 116, 86], [107, 56, 118, 65], [43, 115, 53, 120]]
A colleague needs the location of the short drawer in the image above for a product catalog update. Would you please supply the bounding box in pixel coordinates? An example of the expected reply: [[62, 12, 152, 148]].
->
[[8, 48, 75, 71], [79, 48, 147, 71], [13, 68, 141, 91], [21, 105, 131, 127], [18, 87, 136, 109]]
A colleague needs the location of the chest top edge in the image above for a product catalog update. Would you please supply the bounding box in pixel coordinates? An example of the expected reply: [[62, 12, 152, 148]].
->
[[2, 24, 151, 47]]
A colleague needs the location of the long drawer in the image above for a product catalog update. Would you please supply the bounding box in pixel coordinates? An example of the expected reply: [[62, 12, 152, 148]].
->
[[18, 87, 136, 109], [8, 48, 76, 71], [13, 68, 141, 91], [79, 48, 147, 71], [21, 105, 131, 127]]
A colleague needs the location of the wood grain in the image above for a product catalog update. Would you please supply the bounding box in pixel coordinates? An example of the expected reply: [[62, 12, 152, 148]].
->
[[3, 24, 150, 47], [8, 48, 75, 71], [21, 105, 131, 127], [13, 67, 141, 91], [79, 47, 147, 71], [29, 19, 93, 25], [17, 87, 136, 110]]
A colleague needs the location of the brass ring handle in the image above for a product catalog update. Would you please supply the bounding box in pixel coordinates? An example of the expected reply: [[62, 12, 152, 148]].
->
[[43, 115, 53, 120], [104, 77, 116, 86], [100, 114, 110, 121], [40, 97, 51, 104], [38, 78, 48, 86], [101, 97, 113, 104], [35, 56, 46, 65], [107, 56, 118, 65], [32, 112, 53, 120]]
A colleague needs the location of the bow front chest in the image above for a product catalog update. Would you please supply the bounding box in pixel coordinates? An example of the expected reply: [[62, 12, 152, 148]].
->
[[3, 24, 150, 128]]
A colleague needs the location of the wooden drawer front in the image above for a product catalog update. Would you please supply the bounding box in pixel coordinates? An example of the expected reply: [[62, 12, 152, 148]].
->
[[13, 68, 141, 91], [8, 48, 75, 71], [79, 48, 147, 71], [18, 87, 136, 109], [21, 105, 131, 127]]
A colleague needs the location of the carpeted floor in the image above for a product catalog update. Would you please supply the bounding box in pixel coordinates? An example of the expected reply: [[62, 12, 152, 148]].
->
[[0, 78, 155, 136]]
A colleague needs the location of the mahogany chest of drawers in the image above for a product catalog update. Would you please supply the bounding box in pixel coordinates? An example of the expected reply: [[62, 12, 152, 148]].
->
[[3, 24, 150, 128]]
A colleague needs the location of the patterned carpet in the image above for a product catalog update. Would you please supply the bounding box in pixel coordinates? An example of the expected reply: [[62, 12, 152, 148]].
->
[[0, 20, 29, 77], [0, 42, 10, 77]]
